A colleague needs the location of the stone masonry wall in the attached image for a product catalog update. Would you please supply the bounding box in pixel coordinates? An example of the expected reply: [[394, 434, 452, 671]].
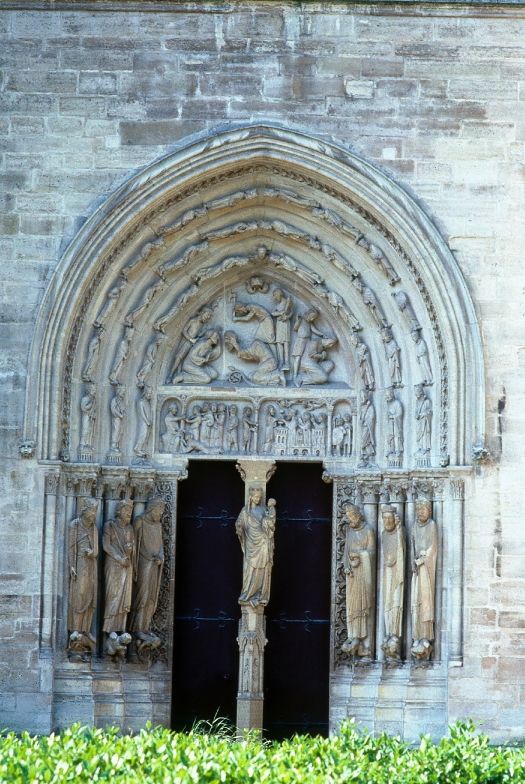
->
[[0, 1, 524, 739]]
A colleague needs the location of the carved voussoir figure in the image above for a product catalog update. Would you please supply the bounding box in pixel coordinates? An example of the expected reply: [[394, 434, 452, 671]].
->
[[415, 384, 432, 463], [342, 503, 375, 660], [108, 385, 126, 460], [82, 328, 103, 382], [103, 499, 135, 658], [411, 501, 438, 662], [133, 386, 153, 461], [129, 495, 166, 656], [79, 384, 97, 454], [385, 387, 403, 465], [109, 326, 134, 385], [359, 390, 376, 467], [68, 497, 99, 659], [236, 487, 276, 607], [381, 506, 405, 663]]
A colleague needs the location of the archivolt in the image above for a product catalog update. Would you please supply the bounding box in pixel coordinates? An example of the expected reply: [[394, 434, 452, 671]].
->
[[24, 124, 483, 468]]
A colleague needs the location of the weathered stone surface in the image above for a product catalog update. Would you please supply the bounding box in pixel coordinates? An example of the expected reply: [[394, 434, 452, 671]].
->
[[0, 0, 524, 742]]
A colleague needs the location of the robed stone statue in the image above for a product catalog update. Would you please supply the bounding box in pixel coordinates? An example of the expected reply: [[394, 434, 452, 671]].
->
[[342, 502, 375, 659], [68, 497, 99, 657], [381, 505, 405, 662], [129, 495, 166, 651], [411, 500, 438, 661], [235, 486, 276, 607], [102, 499, 135, 656]]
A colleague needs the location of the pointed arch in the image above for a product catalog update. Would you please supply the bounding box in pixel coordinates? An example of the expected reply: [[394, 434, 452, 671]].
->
[[24, 124, 483, 468]]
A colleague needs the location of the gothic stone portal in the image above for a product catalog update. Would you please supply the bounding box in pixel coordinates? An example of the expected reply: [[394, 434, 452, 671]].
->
[[29, 127, 476, 738]]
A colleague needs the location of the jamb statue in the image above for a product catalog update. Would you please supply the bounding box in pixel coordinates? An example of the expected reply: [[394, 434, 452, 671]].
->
[[342, 503, 375, 660], [68, 497, 99, 659], [411, 500, 438, 662], [102, 499, 135, 659], [380, 506, 405, 663]]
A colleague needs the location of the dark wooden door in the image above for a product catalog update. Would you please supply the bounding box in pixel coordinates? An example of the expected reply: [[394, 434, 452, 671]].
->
[[264, 462, 332, 739], [171, 461, 244, 731]]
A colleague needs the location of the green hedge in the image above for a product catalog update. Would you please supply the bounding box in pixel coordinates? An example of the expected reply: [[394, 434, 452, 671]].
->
[[0, 721, 523, 783]]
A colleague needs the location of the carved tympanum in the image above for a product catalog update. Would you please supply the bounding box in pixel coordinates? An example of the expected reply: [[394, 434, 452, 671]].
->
[[380, 505, 405, 663], [102, 499, 135, 658], [68, 497, 99, 659], [342, 502, 375, 660], [236, 486, 276, 607], [411, 500, 438, 661], [129, 495, 166, 657]]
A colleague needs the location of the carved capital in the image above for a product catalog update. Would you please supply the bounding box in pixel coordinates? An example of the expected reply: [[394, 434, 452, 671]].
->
[[63, 474, 78, 497], [129, 470, 156, 502], [236, 460, 276, 486], [75, 471, 99, 498], [355, 479, 381, 504], [380, 478, 408, 504], [450, 479, 465, 501], [44, 472, 60, 495], [102, 470, 130, 500]]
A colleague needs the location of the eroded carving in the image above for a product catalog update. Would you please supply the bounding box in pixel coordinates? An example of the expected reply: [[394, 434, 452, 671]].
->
[[411, 500, 438, 661], [385, 387, 403, 468], [109, 326, 134, 385], [82, 328, 104, 382], [411, 328, 433, 386], [342, 502, 375, 660], [381, 327, 402, 388], [129, 495, 166, 657], [392, 291, 420, 332], [79, 384, 97, 458], [124, 272, 166, 327], [133, 386, 153, 461], [102, 499, 135, 657], [93, 280, 126, 329], [169, 306, 214, 380], [68, 498, 99, 659], [137, 337, 163, 389], [172, 329, 222, 385], [381, 505, 405, 663], [415, 384, 433, 466], [107, 385, 126, 463], [358, 390, 376, 467]]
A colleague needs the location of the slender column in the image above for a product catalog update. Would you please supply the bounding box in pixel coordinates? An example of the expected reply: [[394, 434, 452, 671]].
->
[[235, 459, 276, 735], [41, 472, 60, 650], [448, 478, 465, 666]]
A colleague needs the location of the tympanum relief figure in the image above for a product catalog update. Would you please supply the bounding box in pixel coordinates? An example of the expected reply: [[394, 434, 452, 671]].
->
[[380, 506, 405, 663], [225, 331, 284, 387], [68, 498, 99, 659], [411, 500, 438, 662], [271, 287, 293, 370], [172, 329, 222, 384], [342, 503, 375, 660], [169, 306, 213, 381], [102, 499, 135, 658], [236, 487, 276, 607], [242, 406, 257, 453], [291, 308, 337, 385], [129, 496, 166, 656]]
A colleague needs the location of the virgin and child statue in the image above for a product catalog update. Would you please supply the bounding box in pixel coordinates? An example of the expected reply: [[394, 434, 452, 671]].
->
[[235, 486, 276, 607]]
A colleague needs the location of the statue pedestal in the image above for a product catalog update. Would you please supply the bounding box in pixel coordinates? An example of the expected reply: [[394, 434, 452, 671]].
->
[[236, 605, 267, 735]]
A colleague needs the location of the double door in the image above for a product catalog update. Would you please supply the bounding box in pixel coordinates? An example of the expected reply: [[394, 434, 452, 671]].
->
[[171, 461, 332, 738]]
